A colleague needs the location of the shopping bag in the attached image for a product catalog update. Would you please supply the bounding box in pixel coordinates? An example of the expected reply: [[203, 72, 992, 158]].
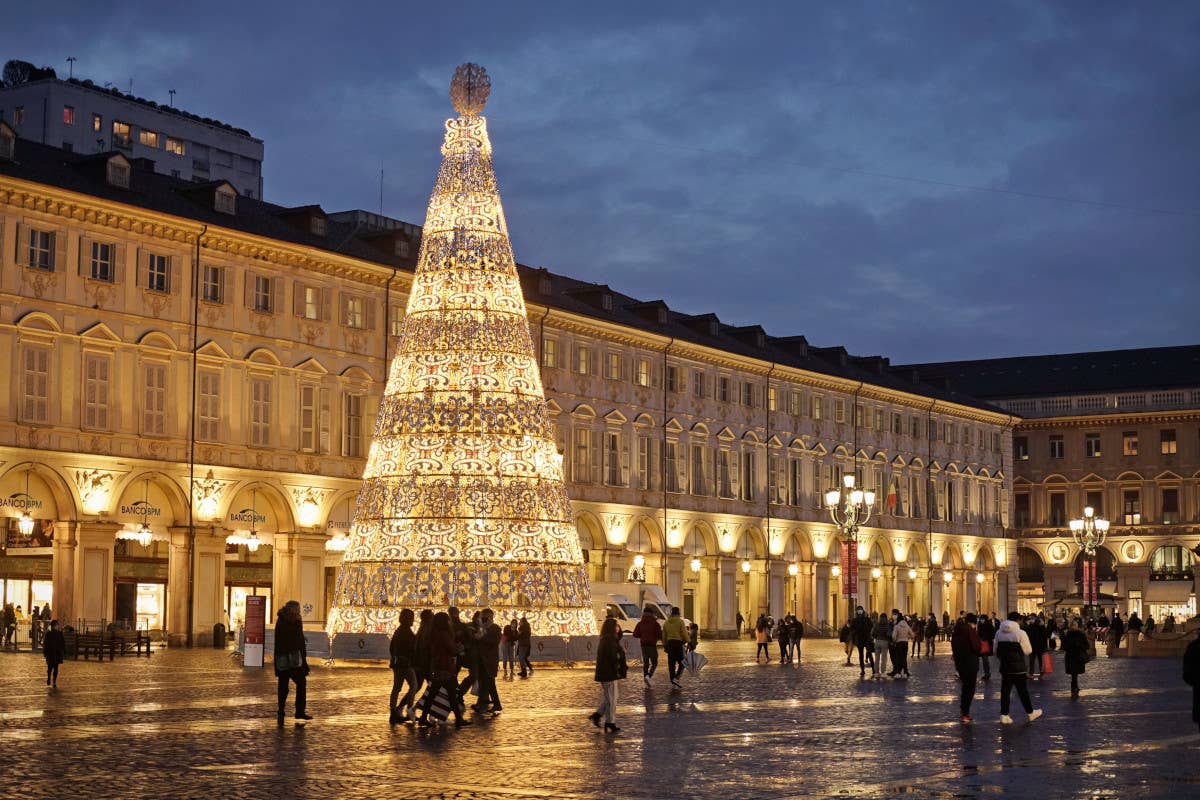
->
[[1041, 651, 1054, 675], [979, 640, 990, 655], [420, 685, 453, 722]]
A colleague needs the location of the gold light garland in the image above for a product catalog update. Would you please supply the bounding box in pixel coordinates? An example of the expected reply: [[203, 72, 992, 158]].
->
[[326, 64, 594, 637]]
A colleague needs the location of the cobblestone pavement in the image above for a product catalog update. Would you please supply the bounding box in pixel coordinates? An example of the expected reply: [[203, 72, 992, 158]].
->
[[0, 638, 1196, 799]]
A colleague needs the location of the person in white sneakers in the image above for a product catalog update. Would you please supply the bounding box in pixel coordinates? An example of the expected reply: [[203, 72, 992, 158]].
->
[[994, 611, 1042, 724]]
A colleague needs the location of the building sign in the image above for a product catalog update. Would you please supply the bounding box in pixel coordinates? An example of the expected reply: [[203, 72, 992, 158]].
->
[[244, 594, 266, 668], [4, 517, 55, 552], [840, 540, 858, 598], [114, 480, 175, 528], [226, 488, 275, 531]]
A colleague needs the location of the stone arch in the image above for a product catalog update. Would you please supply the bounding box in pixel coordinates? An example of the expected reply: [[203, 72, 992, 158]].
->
[[574, 510, 604, 550], [684, 520, 717, 556], [975, 545, 996, 571], [785, 528, 814, 562], [137, 330, 177, 350], [1017, 545, 1044, 582], [1073, 545, 1118, 582], [734, 526, 766, 559], [222, 480, 295, 531], [110, 470, 189, 524], [245, 347, 281, 365], [0, 461, 78, 520], [1147, 544, 1195, 580], [15, 310, 63, 332], [626, 515, 663, 554], [941, 541, 965, 569]]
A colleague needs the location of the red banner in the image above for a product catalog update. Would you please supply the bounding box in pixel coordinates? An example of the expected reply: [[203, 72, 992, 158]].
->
[[1082, 559, 1096, 604], [840, 541, 858, 598]]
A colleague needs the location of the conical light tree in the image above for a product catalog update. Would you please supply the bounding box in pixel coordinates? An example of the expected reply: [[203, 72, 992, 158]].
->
[[327, 64, 594, 637]]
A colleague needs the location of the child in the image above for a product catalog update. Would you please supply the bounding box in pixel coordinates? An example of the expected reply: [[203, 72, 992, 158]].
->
[[687, 623, 699, 652]]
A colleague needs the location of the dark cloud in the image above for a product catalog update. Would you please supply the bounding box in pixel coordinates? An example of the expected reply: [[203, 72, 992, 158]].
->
[[3, 0, 1197, 361]]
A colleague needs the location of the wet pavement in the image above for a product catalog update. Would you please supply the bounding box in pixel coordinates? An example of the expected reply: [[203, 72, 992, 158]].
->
[[0, 637, 1195, 799]]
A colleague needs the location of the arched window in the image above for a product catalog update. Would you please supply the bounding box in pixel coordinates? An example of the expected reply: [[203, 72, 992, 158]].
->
[[1017, 547, 1044, 582], [1149, 546, 1195, 581]]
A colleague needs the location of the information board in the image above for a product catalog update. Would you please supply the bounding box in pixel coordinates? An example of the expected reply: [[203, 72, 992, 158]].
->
[[244, 595, 266, 668]]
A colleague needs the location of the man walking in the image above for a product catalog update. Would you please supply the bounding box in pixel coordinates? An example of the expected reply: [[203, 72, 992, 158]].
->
[[633, 607, 663, 685], [852, 606, 875, 678], [517, 614, 533, 678], [924, 613, 939, 657], [996, 612, 1042, 724], [951, 613, 982, 723], [472, 608, 503, 714], [662, 607, 687, 688]]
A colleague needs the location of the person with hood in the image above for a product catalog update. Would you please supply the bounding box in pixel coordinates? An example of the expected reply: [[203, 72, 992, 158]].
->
[[995, 611, 1042, 724], [951, 613, 982, 723], [389, 608, 418, 723], [871, 613, 892, 679], [888, 610, 911, 678], [1183, 630, 1200, 733], [273, 600, 312, 726], [1062, 618, 1091, 698], [924, 613, 939, 657], [590, 617, 627, 733], [413, 609, 433, 691], [632, 606, 663, 685], [43, 619, 66, 688], [976, 613, 996, 680], [417, 612, 471, 728]]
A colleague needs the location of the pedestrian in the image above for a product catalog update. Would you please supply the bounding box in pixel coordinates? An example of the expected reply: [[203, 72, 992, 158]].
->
[[1144, 615, 1156, 636], [872, 613, 892, 680], [736, 611, 745, 638], [43, 619, 66, 688], [976, 613, 996, 680], [413, 609, 432, 696], [839, 620, 853, 666], [995, 612, 1042, 724], [418, 612, 471, 728], [1062, 618, 1090, 698], [1109, 612, 1126, 648], [788, 615, 804, 662], [517, 614, 533, 677], [389, 609, 419, 724], [687, 622, 699, 653], [501, 616, 518, 678], [633, 606, 663, 684], [774, 617, 790, 664], [889, 610, 911, 678], [1164, 614, 1176, 633], [663, 606, 687, 687], [924, 613, 939, 657], [755, 616, 770, 663], [273, 600, 312, 727], [1183, 630, 1200, 733], [2, 603, 15, 648], [911, 614, 925, 659], [472, 608, 503, 714], [852, 606, 875, 677], [457, 611, 481, 702], [1026, 616, 1048, 679], [951, 613, 982, 723], [589, 617, 627, 734]]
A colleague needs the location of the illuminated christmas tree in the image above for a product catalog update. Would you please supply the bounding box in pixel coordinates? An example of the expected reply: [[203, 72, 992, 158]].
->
[[327, 64, 594, 637]]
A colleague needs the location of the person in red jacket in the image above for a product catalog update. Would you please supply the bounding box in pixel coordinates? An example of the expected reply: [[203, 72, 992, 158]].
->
[[632, 607, 663, 686], [951, 613, 982, 723]]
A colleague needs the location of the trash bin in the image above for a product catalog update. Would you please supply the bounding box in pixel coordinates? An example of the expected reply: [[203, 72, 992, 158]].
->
[[212, 623, 226, 648]]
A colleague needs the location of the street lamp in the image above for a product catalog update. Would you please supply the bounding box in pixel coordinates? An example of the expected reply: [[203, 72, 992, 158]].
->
[[1069, 505, 1109, 617], [825, 473, 875, 625]]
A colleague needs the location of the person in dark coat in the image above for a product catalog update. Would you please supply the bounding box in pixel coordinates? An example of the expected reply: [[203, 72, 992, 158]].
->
[[472, 608, 503, 714], [950, 614, 982, 723], [1026, 616, 1049, 679], [1183, 631, 1200, 733], [1062, 618, 1090, 698], [418, 612, 471, 727], [976, 614, 996, 680], [924, 613, 939, 657], [389, 608, 418, 723], [273, 600, 311, 726], [43, 619, 66, 687], [851, 607, 875, 677], [589, 617, 626, 733], [517, 614, 533, 677]]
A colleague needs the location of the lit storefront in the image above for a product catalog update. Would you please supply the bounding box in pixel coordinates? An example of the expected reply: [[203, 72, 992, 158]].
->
[[223, 487, 275, 633], [112, 478, 173, 632], [0, 468, 56, 617]]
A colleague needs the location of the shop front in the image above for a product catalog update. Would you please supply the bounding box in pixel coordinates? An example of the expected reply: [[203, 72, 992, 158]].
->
[[112, 478, 174, 633], [0, 468, 58, 632], [223, 487, 276, 635]]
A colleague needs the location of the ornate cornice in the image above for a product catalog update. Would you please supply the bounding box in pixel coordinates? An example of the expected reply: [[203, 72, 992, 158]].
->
[[1017, 409, 1200, 430]]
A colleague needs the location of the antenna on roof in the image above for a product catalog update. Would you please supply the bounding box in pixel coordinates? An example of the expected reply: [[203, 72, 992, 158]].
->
[[66, 56, 76, 79], [168, 89, 176, 108]]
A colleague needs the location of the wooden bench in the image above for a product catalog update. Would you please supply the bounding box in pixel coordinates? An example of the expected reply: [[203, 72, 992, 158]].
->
[[70, 632, 117, 661], [112, 631, 153, 657]]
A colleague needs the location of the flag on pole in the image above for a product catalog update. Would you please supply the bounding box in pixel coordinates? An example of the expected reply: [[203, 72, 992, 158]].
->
[[886, 476, 898, 513]]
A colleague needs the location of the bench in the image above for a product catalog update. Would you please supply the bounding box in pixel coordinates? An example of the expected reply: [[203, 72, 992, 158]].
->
[[70, 632, 117, 661], [112, 631, 153, 657]]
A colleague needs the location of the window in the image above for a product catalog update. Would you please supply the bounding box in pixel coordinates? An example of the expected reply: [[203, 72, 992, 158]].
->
[[874, 409, 884, 430], [834, 398, 846, 424], [139, 129, 160, 148], [854, 404, 864, 427], [573, 428, 592, 483], [575, 345, 590, 375], [112, 120, 131, 149], [214, 188, 236, 214], [198, 370, 220, 441], [299, 386, 318, 453], [741, 451, 756, 501], [26, 228, 54, 271], [143, 363, 166, 435], [665, 365, 679, 393], [636, 359, 651, 387], [789, 459, 803, 505], [296, 284, 322, 320], [62, 106, 75, 125], [692, 371, 706, 398], [718, 377, 730, 403], [253, 275, 273, 313], [892, 412, 902, 435], [717, 450, 733, 498], [637, 436, 653, 490], [910, 416, 921, 438], [1085, 490, 1103, 517], [1150, 546, 1194, 580], [788, 390, 802, 416], [107, 158, 130, 187], [342, 294, 364, 327], [14, 107, 24, 125], [1014, 494, 1030, 527], [1047, 493, 1066, 527], [690, 444, 709, 496], [1085, 433, 1102, 458], [742, 382, 754, 407], [343, 393, 363, 458], [1123, 490, 1141, 525], [89, 241, 114, 282], [201, 265, 224, 303], [21, 347, 49, 423], [146, 254, 169, 292], [83, 354, 110, 430], [1122, 431, 1138, 456], [541, 338, 558, 368], [1161, 429, 1177, 455], [1049, 435, 1064, 459], [1161, 488, 1179, 524], [664, 442, 680, 493], [909, 474, 923, 518], [768, 387, 777, 412], [249, 377, 271, 447], [605, 352, 621, 381], [166, 137, 185, 156], [604, 432, 622, 486], [1014, 436, 1029, 461], [811, 396, 823, 420], [92, 113, 102, 132]]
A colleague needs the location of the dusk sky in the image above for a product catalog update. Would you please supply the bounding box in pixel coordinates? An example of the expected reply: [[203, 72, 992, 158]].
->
[[5, 2, 1198, 363]]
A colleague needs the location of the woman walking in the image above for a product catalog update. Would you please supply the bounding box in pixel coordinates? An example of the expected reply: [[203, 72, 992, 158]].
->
[[755, 617, 770, 663], [995, 612, 1042, 724], [1062, 619, 1090, 698], [872, 613, 892, 679], [590, 617, 627, 733], [274, 600, 312, 726], [889, 610, 911, 678], [389, 608, 419, 723], [43, 619, 65, 687]]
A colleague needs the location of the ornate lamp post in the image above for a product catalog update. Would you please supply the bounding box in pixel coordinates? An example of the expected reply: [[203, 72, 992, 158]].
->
[[1069, 506, 1109, 617], [825, 474, 875, 625]]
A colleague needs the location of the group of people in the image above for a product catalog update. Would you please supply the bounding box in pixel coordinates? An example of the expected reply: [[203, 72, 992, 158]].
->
[[3, 602, 51, 647], [632, 605, 697, 688], [751, 613, 805, 664]]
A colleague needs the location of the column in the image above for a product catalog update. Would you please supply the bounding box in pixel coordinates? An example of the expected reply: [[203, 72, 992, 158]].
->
[[169, 525, 228, 647], [662, 553, 684, 608], [768, 561, 785, 617], [716, 557, 736, 637], [51, 521, 77, 624], [73, 521, 119, 627], [798, 562, 816, 621], [273, 531, 329, 629]]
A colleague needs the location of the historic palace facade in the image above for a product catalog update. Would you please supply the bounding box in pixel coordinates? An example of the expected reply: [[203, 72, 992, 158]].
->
[[0, 123, 1016, 643]]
